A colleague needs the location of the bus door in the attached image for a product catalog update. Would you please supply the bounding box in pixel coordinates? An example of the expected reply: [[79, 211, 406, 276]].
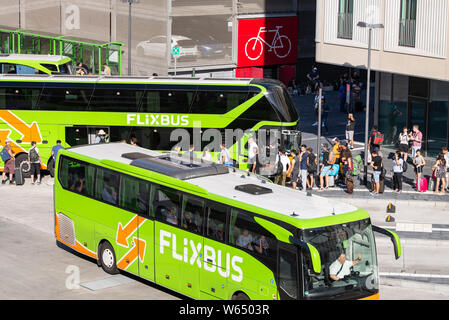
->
[[87, 127, 109, 144], [200, 203, 229, 300], [277, 243, 300, 300]]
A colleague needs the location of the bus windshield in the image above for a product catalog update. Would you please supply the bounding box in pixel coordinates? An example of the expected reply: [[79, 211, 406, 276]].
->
[[301, 219, 378, 299]]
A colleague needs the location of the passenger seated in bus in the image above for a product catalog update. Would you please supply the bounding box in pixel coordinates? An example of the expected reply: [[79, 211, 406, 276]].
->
[[101, 177, 117, 205], [214, 224, 224, 241], [69, 174, 85, 193], [183, 212, 198, 233], [166, 207, 178, 225], [230, 226, 241, 244], [254, 235, 269, 255], [236, 229, 253, 251]]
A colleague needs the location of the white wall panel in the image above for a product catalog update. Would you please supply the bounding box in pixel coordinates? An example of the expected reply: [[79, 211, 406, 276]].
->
[[323, 0, 382, 49], [384, 0, 448, 58]]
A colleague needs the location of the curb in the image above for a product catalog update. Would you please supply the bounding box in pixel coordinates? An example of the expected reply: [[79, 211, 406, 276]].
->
[[330, 196, 449, 209]]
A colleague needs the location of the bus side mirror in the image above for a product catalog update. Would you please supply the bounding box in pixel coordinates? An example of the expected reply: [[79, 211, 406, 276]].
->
[[372, 225, 401, 260], [289, 236, 321, 274]]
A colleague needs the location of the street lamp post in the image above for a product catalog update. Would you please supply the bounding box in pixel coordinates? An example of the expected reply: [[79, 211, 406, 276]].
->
[[356, 21, 384, 186], [121, 0, 139, 76]]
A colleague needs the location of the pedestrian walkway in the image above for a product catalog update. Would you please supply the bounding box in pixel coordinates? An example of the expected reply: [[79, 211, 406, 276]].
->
[[291, 90, 449, 200]]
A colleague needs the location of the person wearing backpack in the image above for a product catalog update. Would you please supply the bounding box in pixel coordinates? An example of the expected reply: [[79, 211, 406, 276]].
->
[[274, 148, 290, 186], [368, 125, 384, 156], [1, 141, 15, 184], [28, 141, 42, 185], [306, 147, 317, 190], [392, 151, 404, 193], [341, 149, 354, 194]]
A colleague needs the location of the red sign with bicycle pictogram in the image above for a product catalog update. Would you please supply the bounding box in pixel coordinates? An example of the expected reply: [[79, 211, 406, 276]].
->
[[237, 16, 298, 67]]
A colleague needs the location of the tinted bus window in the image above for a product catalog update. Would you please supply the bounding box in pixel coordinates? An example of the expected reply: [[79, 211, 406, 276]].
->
[[89, 88, 145, 112], [205, 204, 227, 242], [181, 196, 204, 234], [189, 91, 248, 114], [230, 209, 276, 259], [152, 185, 181, 226], [279, 249, 298, 300], [39, 86, 92, 111], [59, 156, 95, 197], [119, 174, 150, 215], [0, 87, 42, 110], [141, 89, 194, 114], [41, 64, 58, 72], [95, 167, 120, 206], [239, 95, 280, 122]]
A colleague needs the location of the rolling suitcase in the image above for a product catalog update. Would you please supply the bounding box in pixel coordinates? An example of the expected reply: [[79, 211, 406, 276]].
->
[[14, 164, 25, 186], [328, 164, 340, 177], [416, 177, 427, 192]]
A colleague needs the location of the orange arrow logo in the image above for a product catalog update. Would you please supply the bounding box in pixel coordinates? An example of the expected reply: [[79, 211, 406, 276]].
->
[[116, 216, 146, 247], [116, 237, 146, 270], [0, 128, 27, 156], [0, 110, 42, 143]]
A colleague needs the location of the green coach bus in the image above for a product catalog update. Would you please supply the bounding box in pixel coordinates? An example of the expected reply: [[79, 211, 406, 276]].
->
[[0, 74, 300, 176], [54, 142, 400, 300]]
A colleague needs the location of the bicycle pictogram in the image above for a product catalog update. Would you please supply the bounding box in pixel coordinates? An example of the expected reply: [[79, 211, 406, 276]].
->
[[244, 26, 292, 61]]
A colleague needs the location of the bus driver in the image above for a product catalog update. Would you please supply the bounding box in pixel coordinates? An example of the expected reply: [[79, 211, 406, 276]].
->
[[329, 252, 362, 282]]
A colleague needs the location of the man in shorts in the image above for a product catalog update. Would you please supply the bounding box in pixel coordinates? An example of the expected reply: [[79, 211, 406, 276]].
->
[[345, 113, 356, 150], [370, 150, 383, 195], [28, 141, 42, 185], [319, 144, 332, 191]]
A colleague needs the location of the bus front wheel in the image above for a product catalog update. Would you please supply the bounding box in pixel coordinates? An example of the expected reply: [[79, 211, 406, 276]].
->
[[99, 242, 119, 275]]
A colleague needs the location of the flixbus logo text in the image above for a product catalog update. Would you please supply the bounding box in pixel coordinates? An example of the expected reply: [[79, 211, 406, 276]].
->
[[160, 230, 243, 282], [126, 113, 189, 126]]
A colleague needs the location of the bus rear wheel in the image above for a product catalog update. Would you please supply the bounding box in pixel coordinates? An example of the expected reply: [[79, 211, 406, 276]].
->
[[231, 292, 250, 300], [99, 242, 119, 275]]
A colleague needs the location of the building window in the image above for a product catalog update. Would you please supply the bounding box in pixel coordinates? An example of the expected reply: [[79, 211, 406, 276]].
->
[[399, 0, 417, 47], [338, 0, 353, 40]]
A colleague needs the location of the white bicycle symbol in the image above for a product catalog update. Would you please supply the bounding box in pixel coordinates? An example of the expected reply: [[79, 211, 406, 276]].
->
[[244, 26, 292, 61]]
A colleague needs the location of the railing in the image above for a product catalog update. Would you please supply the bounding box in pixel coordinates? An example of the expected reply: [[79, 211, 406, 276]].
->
[[338, 12, 353, 40], [399, 18, 416, 47]]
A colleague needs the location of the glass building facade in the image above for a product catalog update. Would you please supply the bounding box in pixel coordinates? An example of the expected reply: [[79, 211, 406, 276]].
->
[[378, 72, 449, 157]]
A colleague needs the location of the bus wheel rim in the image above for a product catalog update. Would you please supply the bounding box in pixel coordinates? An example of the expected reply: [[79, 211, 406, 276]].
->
[[102, 249, 114, 268]]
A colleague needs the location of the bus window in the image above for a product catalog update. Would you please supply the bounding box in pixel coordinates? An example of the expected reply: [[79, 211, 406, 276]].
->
[[89, 87, 145, 112], [205, 204, 227, 242], [142, 89, 193, 114], [59, 156, 95, 197], [39, 86, 91, 111], [1, 87, 42, 110], [230, 209, 276, 258], [152, 185, 181, 226], [189, 91, 248, 114], [181, 196, 204, 234], [41, 64, 59, 73], [119, 174, 150, 216], [57, 61, 74, 74], [239, 95, 280, 122], [16, 64, 39, 75], [279, 249, 299, 300], [95, 167, 120, 206], [1, 63, 17, 74]]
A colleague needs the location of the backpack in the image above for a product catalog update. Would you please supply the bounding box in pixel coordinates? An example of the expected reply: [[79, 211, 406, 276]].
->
[[276, 154, 283, 175], [308, 154, 317, 172], [29, 147, 39, 163], [402, 160, 408, 173], [1, 147, 11, 162], [373, 131, 384, 145], [352, 155, 363, 176]]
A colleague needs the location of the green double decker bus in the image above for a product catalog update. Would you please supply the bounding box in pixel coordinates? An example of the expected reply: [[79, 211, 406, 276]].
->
[[0, 74, 300, 176], [54, 142, 400, 300]]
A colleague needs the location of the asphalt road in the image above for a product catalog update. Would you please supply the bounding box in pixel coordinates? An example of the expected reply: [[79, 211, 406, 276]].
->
[[1, 177, 448, 300]]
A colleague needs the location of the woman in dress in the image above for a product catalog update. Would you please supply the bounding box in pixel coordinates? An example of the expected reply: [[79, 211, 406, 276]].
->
[[433, 154, 447, 194]]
